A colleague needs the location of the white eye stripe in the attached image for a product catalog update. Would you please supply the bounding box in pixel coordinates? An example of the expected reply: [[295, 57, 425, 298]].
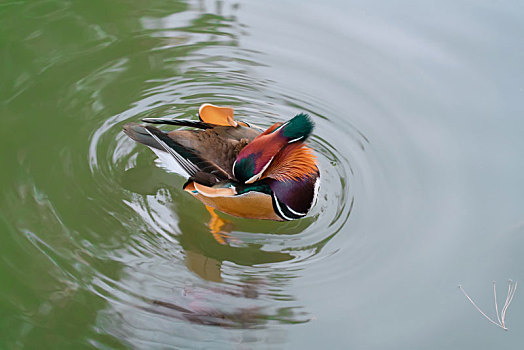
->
[[287, 136, 304, 143]]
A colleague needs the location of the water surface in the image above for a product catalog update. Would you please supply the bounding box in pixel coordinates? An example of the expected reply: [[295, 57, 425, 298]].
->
[[1, 0, 524, 348]]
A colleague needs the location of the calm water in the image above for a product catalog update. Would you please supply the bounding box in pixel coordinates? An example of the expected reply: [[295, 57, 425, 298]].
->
[[1, 0, 524, 348]]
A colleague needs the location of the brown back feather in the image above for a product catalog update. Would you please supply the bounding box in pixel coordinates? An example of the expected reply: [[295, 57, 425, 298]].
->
[[168, 128, 251, 178]]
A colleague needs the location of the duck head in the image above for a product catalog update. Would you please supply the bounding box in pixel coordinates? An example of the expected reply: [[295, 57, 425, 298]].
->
[[232, 113, 320, 220], [233, 113, 315, 184]]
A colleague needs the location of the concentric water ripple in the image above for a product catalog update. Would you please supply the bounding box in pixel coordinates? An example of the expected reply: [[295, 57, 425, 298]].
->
[[0, 0, 425, 346], [88, 84, 359, 327], [3, 0, 523, 348], [4, 0, 401, 344]]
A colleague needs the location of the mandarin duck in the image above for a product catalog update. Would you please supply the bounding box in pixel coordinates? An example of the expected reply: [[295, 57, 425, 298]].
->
[[123, 104, 320, 224]]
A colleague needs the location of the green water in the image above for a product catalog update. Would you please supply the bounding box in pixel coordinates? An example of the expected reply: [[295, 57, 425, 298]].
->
[[1, 0, 524, 348]]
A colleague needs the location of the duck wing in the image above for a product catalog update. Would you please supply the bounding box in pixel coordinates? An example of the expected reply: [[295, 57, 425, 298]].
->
[[144, 126, 235, 181], [166, 128, 252, 179], [124, 103, 261, 181]]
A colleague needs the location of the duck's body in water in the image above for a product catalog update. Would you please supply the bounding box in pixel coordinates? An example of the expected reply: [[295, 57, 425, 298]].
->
[[123, 104, 319, 242]]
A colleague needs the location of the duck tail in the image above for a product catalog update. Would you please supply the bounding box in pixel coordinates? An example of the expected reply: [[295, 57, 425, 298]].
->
[[123, 123, 165, 151]]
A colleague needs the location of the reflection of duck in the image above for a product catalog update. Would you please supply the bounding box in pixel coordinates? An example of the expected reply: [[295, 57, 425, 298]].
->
[[123, 104, 320, 233], [145, 278, 310, 328]]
